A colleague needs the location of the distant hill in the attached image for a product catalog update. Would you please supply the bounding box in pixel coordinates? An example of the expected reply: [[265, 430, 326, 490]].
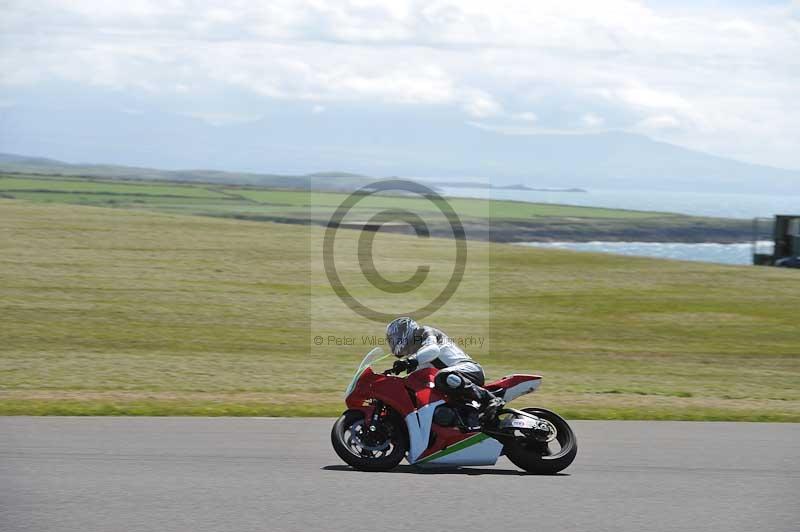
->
[[305, 171, 367, 179], [428, 180, 587, 193], [1, 100, 798, 194], [0, 153, 66, 166], [0, 153, 373, 191]]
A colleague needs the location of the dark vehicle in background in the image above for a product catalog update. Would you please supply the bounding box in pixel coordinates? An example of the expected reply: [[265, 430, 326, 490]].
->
[[753, 215, 800, 269], [775, 256, 800, 268]]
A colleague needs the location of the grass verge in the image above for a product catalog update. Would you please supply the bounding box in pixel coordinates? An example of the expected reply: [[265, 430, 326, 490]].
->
[[1, 199, 797, 420]]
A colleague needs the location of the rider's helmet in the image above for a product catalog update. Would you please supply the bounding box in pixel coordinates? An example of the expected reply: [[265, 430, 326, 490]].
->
[[386, 317, 419, 357]]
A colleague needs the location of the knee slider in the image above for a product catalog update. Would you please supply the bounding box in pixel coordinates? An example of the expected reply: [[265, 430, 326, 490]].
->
[[445, 373, 464, 389]]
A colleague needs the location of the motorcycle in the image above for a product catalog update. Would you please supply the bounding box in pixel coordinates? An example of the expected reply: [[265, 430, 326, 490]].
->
[[331, 347, 577, 473]]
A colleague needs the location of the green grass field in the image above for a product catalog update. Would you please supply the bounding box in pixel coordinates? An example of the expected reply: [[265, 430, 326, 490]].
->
[[0, 173, 752, 243], [1, 199, 797, 420], [0, 176, 230, 198], [0, 173, 660, 218]]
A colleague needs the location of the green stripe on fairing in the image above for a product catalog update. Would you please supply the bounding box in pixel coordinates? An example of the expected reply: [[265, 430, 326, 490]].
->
[[416, 432, 491, 464]]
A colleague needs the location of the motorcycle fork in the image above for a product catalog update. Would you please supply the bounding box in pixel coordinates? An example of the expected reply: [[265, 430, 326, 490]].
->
[[363, 400, 384, 433]]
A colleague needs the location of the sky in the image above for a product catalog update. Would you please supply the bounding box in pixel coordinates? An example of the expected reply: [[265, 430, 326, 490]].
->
[[1, 0, 799, 171]]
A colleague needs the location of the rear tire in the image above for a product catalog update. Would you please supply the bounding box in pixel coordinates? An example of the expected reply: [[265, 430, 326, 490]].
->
[[504, 408, 577, 474], [331, 409, 407, 472]]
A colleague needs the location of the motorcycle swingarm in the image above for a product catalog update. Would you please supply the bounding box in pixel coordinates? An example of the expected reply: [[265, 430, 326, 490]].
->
[[492, 408, 551, 432]]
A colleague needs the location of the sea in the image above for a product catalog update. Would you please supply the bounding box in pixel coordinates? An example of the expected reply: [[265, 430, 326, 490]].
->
[[517, 241, 773, 266], [437, 186, 799, 265]]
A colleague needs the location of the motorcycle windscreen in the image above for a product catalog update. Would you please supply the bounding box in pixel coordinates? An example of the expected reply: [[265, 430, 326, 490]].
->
[[344, 347, 390, 398]]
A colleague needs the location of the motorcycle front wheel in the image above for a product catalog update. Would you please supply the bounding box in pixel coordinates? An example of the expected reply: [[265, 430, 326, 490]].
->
[[331, 409, 408, 472], [503, 408, 577, 474]]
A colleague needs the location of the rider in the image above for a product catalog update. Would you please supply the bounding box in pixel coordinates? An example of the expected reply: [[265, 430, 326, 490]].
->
[[386, 317, 505, 423]]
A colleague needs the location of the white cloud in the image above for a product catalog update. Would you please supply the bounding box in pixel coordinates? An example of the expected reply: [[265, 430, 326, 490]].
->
[[0, 0, 799, 167], [181, 111, 263, 126], [515, 112, 538, 122], [459, 89, 503, 118], [636, 114, 681, 132], [581, 113, 604, 128], [614, 86, 692, 113]]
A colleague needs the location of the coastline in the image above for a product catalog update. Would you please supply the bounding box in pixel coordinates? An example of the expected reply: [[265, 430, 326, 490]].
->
[[358, 217, 755, 244]]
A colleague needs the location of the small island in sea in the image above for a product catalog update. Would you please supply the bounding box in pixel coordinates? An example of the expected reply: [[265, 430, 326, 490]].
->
[[432, 181, 587, 193]]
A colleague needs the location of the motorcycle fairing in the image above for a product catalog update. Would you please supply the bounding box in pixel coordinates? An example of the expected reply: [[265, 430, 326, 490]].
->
[[486, 374, 541, 402], [415, 433, 503, 467], [404, 368, 442, 404], [409, 373, 543, 464], [404, 400, 445, 463], [405, 404, 504, 466], [403, 369, 504, 466], [345, 367, 417, 416]]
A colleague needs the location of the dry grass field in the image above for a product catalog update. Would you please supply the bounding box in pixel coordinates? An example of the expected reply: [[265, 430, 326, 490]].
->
[[1, 199, 798, 419]]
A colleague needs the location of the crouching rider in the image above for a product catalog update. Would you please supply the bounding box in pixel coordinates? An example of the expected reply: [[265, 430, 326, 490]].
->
[[385, 317, 505, 425]]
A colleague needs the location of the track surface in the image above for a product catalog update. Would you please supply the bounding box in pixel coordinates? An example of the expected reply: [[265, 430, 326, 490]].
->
[[1, 418, 798, 532]]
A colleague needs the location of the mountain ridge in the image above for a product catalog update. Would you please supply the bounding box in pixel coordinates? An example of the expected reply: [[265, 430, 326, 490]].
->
[[0, 152, 374, 191], [1, 101, 798, 193]]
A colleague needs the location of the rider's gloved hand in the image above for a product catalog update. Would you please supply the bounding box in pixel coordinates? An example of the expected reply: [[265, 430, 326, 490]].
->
[[392, 357, 419, 374], [392, 359, 409, 374]]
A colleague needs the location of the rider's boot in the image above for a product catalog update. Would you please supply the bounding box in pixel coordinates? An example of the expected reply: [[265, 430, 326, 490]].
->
[[474, 387, 505, 424], [462, 406, 482, 432]]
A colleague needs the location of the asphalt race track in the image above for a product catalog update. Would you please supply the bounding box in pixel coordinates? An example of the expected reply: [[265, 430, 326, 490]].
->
[[1, 418, 798, 532]]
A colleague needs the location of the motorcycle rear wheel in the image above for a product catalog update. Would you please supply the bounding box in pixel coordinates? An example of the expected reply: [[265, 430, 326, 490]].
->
[[504, 408, 577, 474], [331, 409, 408, 472]]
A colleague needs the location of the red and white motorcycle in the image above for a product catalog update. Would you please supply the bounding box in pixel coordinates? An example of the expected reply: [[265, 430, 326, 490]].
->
[[331, 348, 577, 473]]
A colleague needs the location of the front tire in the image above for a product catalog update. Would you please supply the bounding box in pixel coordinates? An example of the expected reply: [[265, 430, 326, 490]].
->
[[331, 409, 407, 472], [504, 408, 577, 474]]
